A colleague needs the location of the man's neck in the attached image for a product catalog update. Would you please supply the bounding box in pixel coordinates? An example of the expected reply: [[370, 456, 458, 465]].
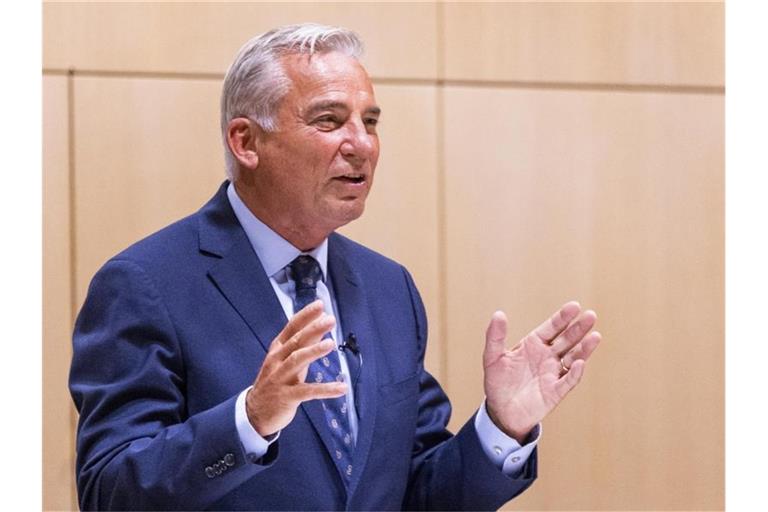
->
[[232, 181, 329, 251]]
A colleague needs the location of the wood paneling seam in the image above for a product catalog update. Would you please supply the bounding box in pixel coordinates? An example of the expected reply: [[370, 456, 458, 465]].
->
[[42, 69, 724, 96], [66, 68, 78, 510], [440, 79, 724, 96], [435, 84, 448, 389], [435, 0, 447, 388]]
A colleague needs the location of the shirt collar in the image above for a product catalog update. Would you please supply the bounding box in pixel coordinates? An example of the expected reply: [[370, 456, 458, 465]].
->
[[226, 182, 328, 280]]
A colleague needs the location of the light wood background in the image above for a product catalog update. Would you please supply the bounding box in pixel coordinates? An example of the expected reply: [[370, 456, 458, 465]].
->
[[42, 2, 724, 510]]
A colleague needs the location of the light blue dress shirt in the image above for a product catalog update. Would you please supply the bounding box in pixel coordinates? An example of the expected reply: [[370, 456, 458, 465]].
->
[[227, 182, 539, 475]]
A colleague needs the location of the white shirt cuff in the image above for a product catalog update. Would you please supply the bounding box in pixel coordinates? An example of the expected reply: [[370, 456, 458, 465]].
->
[[474, 400, 541, 475], [235, 386, 279, 459]]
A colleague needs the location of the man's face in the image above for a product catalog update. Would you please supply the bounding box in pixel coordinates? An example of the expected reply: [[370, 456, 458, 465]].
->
[[251, 51, 380, 242]]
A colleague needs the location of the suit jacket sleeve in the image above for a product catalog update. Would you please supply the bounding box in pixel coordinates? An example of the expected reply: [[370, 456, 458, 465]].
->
[[399, 268, 537, 511], [69, 258, 276, 511]]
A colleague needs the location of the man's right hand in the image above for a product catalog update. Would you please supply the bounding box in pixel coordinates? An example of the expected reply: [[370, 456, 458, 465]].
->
[[246, 300, 347, 437]]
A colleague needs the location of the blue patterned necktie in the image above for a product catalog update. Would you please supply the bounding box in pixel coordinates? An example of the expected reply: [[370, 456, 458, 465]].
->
[[288, 255, 355, 484]]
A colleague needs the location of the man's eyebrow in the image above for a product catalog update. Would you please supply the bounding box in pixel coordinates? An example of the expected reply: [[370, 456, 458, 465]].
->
[[305, 101, 348, 117], [305, 101, 381, 117]]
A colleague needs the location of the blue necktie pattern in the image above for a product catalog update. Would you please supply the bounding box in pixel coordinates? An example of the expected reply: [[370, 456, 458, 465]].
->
[[288, 255, 355, 484]]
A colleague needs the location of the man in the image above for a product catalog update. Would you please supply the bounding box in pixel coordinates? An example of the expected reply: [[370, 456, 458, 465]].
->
[[70, 23, 601, 510]]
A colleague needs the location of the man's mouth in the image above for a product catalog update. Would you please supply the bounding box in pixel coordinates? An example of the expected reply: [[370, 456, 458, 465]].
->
[[333, 173, 366, 184]]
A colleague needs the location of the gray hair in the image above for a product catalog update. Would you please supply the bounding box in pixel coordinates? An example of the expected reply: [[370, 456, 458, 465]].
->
[[220, 23, 365, 179]]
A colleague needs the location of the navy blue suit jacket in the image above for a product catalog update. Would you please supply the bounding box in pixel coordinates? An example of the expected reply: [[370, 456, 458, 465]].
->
[[70, 182, 537, 510]]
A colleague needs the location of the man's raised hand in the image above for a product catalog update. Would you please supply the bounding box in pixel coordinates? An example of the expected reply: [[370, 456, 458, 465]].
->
[[246, 300, 346, 437], [483, 301, 602, 443]]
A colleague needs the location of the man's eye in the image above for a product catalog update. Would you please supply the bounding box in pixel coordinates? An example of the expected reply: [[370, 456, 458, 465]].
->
[[364, 118, 379, 132], [314, 116, 341, 130]]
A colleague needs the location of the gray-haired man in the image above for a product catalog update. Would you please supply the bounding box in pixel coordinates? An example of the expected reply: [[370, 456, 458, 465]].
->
[[71, 23, 600, 510]]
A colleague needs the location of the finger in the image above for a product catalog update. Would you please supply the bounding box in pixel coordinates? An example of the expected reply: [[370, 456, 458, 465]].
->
[[483, 311, 508, 367], [262, 332, 297, 375], [257, 305, 331, 384], [273, 313, 336, 361], [561, 331, 601, 369], [291, 382, 348, 402], [529, 301, 581, 344], [550, 310, 597, 355], [554, 359, 585, 398], [275, 300, 325, 344], [276, 338, 337, 380]]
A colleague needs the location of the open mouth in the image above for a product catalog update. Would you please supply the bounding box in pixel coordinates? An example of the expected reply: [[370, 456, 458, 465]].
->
[[334, 174, 366, 184]]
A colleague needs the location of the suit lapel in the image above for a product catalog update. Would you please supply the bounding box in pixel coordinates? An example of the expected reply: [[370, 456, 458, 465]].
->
[[206, 235, 287, 354], [327, 235, 379, 497]]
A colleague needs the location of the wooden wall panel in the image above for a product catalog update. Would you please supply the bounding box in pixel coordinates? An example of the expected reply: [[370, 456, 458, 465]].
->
[[339, 84, 441, 379], [443, 87, 724, 510], [43, 2, 438, 79], [44, 2, 725, 510], [42, 75, 77, 511], [442, 2, 724, 87], [72, 77, 225, 307]]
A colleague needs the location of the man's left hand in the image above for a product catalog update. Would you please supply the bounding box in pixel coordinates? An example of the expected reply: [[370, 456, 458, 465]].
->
[[483, 302, 601, 443]]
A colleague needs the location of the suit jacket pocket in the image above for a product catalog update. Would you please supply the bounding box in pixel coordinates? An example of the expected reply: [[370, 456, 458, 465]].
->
[[378, 372, 419, 406]]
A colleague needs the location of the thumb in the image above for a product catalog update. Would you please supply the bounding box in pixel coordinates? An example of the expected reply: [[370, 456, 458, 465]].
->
[[484, 310, 508, 367]]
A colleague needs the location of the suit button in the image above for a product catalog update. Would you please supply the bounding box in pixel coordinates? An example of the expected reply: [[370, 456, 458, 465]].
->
[[205, 466, 215, 479], [214, 462, 223, 475], [224, 453, 235, 466]]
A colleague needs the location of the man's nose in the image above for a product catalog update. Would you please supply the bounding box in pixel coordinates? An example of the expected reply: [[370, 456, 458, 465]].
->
[[340, 120, 377, 163]]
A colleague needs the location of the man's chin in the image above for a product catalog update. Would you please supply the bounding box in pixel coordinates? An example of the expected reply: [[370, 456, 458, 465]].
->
[[327, 200, 366, 229]]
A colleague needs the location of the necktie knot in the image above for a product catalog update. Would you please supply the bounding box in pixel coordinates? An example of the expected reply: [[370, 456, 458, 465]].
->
[[289, 255, 323, 291], [288, 255, 323, 312]]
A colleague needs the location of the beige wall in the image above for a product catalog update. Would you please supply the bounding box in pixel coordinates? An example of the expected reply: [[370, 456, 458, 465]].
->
[[43, 2, 724, 510]]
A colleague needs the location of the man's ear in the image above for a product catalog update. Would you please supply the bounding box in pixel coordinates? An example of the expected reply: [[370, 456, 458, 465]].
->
[[226, 118, 261, 170]]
